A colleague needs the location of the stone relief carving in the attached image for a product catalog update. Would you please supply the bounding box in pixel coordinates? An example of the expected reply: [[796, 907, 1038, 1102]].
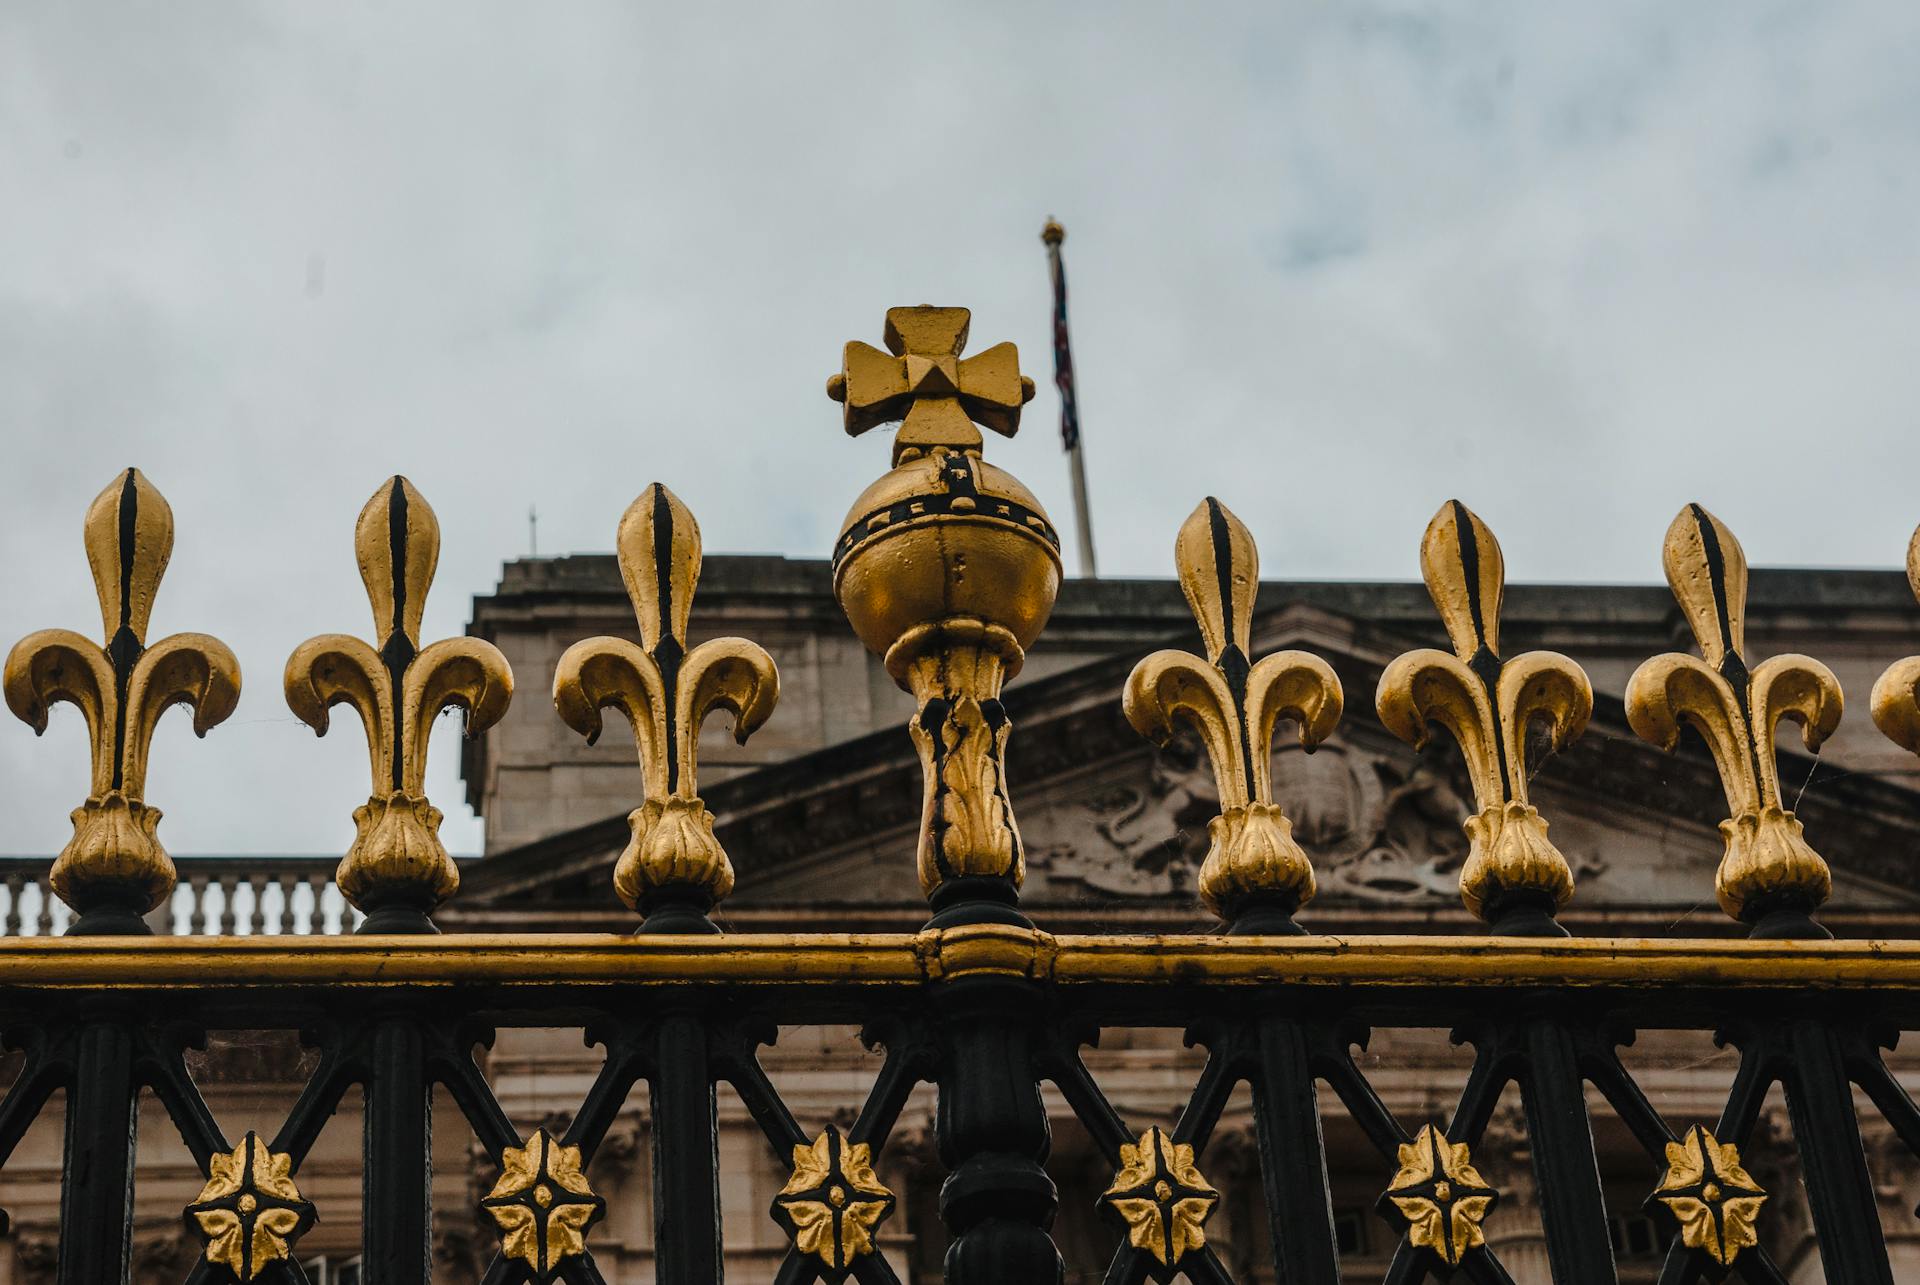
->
[[1033, 737, 1604, 904]]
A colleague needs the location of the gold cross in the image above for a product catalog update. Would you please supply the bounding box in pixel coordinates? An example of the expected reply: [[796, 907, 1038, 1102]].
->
[[828, 306, 1034, 464]]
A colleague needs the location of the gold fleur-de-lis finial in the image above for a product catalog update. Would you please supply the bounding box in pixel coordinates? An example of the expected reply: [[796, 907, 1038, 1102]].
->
[[1124, 499, 1343, 932], [284, 477, 513, 932], [1870, 524, 1920, 758], [1627, 505, 1842, 937], [553, 484, 779, 931], [827, 305, 1036, 465], [4, 469, 241, 933], [1377, 502, 1594, 933]]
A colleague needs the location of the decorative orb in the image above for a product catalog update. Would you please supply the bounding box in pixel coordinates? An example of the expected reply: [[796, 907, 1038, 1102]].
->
[[833, 447, 1062, 663]]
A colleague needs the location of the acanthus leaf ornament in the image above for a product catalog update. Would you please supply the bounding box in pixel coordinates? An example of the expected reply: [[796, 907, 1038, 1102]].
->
[[1123, 498, 1343, 931], [479, 1129, 605, 1281], [770, 1127, 896, 1275], [284, 477, 513, 932], [1098, 1127, 1220, 1273], [1649, 1125, 1767, 1267], [830, 308, 1060, 922], [553, 483, 779, 930], [1626, 505, 1842, 936], [1870, 524, 1920, 756], [3, 469, 241, 933], [1376, 502, 1592, 932], [183, 1132, 316, 1282]]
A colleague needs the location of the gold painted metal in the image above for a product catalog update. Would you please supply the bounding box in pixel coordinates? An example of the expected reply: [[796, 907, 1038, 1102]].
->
[[1376, 502, 1593, 926], [830, 307, 1061, 903], [1626, 505, 1843, 928], [185, 1132, 315, 1281], [553, 484, 779, 915], [10, 931, 1920, 992], [1382, 1125, 1497, 1266], [481, 1128, 605, 1278], [1651, 1125, 1766, 1266], [770, 1127, 895, 1270], [285, 477, 513, 922], [828, 304, 1035, 465], [3, 469, 241, 922], [1869, 524, 1920, 755], [1100, 1127, 1219, 1266], [1124, 499, 1342, 925]]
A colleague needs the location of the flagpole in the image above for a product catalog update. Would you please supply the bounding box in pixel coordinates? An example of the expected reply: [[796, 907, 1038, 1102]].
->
[[1042, 219, 1098, 579]]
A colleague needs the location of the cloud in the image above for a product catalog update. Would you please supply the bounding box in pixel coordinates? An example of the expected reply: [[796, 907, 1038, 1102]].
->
[[3, 1, 1918, 856]]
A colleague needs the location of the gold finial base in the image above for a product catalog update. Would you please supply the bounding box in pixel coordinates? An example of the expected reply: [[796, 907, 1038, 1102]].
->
[[335, 792, 457, 929], [612, 796, 734, 917], [1198, 804, 1316, 928], [1458, 802, 1575, 930], [50, 792, 176, 929], [1716, 806, 1832, 936]]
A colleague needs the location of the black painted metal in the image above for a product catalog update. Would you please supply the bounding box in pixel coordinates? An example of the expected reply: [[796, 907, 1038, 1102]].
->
[[363, 1016, 434, 1284], [56, 1020, 138, 1285], [935, 974, 1062, 1285], [649, 1013, 724, 1285], [12, 949, 1920, 1283]]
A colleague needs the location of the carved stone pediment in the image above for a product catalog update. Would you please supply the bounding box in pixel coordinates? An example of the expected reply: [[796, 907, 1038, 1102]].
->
[[1025, 734, 1605, 908]]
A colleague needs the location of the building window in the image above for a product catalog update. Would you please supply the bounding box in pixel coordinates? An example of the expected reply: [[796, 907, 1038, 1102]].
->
[[1610, 1212, 1664, 1259], [1334, 1207, 1370, 1256], [301, 1256, 362, 1285]]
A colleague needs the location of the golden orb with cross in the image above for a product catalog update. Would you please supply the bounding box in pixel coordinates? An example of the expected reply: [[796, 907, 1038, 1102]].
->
[[830, 305, 1061, 663], [829, 306, 1063, 915]]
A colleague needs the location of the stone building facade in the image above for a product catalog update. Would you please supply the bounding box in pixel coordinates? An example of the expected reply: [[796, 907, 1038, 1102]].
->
[[3, 551, 1919, 1282]]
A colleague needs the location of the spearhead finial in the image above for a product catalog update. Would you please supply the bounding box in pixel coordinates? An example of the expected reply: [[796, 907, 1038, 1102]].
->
[[826, 305, 1036, 466], [284, 477, 515, 932], [1626, 504, 1843, 937], [1123, 499, 1343, 932], [553, 484, 780, 931], [1377, 502, 1593, 935], [4, 469, 242, 933]]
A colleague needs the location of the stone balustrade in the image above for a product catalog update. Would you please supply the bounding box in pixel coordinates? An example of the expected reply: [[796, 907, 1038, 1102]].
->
[[0, 857, 367, 936]]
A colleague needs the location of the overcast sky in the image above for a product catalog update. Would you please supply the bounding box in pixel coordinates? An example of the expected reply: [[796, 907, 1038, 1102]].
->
[[4, 2, 1919, 859]]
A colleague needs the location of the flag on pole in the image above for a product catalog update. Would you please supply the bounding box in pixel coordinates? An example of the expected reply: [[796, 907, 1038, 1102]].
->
[[1042, 219, 1080, 452], [1042, 218, 1097, 577]]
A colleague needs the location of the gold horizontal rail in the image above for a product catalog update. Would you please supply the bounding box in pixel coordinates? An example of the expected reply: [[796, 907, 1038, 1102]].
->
[[0, 929, 1914, 993]]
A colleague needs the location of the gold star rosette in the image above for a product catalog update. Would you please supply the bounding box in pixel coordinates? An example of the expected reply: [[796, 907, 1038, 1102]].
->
[[1376, 502, 1593, 930], [4, 469, 241, 930], [1650, 1125, 1767, 1267], [770, 1127, 896, 1273], [480, 1129, 606, 1280], [1099, 1127, 1220, 1269], [285, 477, 514, 925], [184, 1132, 315, 1282], [1626, 505, 1843, 932], [1123, 499, 1343, 928], [553, 483, 780, 922], [1380, 1124, 1498, 1266]]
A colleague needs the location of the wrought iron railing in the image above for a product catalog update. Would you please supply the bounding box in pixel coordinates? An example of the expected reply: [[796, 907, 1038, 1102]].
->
[[2, 305, 1919, 1284]]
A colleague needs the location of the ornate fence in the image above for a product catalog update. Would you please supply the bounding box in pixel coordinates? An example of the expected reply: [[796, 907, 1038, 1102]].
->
[[4, 304, 1920, 1284]]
